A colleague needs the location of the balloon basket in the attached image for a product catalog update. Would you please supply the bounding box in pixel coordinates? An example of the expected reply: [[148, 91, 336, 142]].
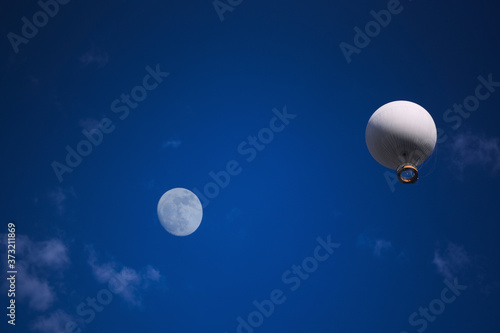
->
[[397, 164, 419, 184]]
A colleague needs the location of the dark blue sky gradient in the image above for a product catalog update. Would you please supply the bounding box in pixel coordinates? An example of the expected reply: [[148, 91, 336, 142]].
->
[[1, 1, 500, 333]]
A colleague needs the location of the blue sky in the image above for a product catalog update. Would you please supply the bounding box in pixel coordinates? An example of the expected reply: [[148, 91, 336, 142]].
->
[[1, 0, 500, 332]]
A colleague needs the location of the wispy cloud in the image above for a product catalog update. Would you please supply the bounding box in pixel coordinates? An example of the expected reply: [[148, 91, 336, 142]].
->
[[162, 139, 182, 149], [32, 239, 70, 269], [17, 263, 56, 311], [450, 133, 500, 176], [78, 117, 101, 131], [373, 239, 393, 257], [357, 233, 393, 258], [79, 45, 109, 67], [86, 246, 164, 306], [1, 235, 70, 312], [433, 241, 471, 280], [48, 187, 76, 216], [48, 188, 67, 215], [31, 310, 74, 333]]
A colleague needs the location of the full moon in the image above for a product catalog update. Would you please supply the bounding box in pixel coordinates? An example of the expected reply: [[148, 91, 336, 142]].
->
[[157, 188, 203, 236]]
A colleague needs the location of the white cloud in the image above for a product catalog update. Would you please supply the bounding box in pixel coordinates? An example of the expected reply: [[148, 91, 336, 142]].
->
[[32, 239, 70, 269], [79, 45, 109, 67], [16, 235, 70, 269], [433, 241, 471, 280], [31, 310, 74, 333], [145, 266, 161, 282], [162, 139, 182, 149], [373, 239, 393, 257], [17, 263, 56, 311], [48, 188, 67, 215], [357, 233, 393, 258], [1, 235, 70, 312], [451, 133, 500, 175], [86, 246, 164, 306], [48, 187, 76, 216]]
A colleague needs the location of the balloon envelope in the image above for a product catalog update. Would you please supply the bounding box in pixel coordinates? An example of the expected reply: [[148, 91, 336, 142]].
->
[[365, 101, 437, 170]]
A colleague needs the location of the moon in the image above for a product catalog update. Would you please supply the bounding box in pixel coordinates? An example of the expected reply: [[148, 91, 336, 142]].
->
[[157, 188, 203, 236]]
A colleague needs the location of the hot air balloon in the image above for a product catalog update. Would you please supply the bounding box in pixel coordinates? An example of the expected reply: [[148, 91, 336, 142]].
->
[[365, 101, 437, 184]]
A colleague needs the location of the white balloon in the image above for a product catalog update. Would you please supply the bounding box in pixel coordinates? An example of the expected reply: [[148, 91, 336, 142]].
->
[[365, 101, 437, 182], [157, 188, 203, 236]]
